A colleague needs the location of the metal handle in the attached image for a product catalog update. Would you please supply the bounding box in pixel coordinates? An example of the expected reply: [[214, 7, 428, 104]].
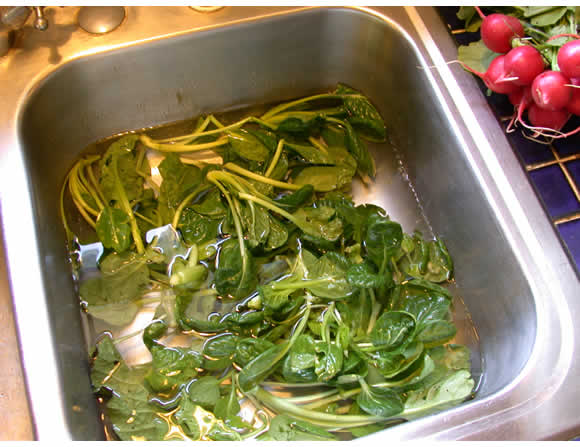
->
[[32, 6, 48, 31], [0, 6, 48, 32]]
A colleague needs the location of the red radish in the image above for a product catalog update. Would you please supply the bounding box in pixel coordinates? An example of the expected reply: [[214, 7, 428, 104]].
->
[[503, 46, 545, 86], [509, 86, 532, 108], [527, 104, 570, 130], [475, 7, 524, 54], [566, 85, 580, 116], [557, 40, 580, 79], [531, 70, 572, 111], [457, 55, 519, 94], [481, 55, 521, 94]]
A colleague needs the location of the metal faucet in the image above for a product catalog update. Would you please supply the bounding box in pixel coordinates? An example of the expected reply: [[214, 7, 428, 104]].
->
[[0, 6, 48, 32], [0, 6, 47, 57]]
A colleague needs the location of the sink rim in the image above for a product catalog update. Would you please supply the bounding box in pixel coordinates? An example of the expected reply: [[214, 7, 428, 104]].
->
[[0, 5, 578, 440]]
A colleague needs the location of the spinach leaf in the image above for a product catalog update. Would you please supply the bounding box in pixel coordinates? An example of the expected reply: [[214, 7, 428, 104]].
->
[[99, 135, 143, 205], [292, 165, 354, 192], [145, 345, 203, 393], [274, 184, 314, 212], [364, 212, 403, 271], [347, 260, 390, 289], [267, 414, 337, 441], [227, 128, 270, 162], [91, 337, 170, 441], [403, 370, 474, 419], [370, 311, 416, 350], [336, 84, 386, 142], [215, 238, 257, 299], [356, 380, 404, 418], [282, 334, 317, 383], [157, 153, 203, 224], [96, 206, 132, 253], [238, 342, 288, 392], [178, 208, 220, 246], [233, 337, 274, 367], [187, 376, 221, 410], [292, 205, 343, 241], [79, 251, 151, 326], [315, 342, 343, 382]]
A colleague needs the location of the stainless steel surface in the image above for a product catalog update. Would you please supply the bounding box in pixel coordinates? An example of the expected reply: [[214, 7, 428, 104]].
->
[[77, 6, 125, 35], [0, 5, 578, 441]]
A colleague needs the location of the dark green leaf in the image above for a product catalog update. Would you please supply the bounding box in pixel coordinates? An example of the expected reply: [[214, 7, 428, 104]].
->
[[268, 414, 337, 441], [365, 212, 403, 271], [315, 342, 343, 382], [238, 342, 288, 392], [227, 128, 270, 162], [96, 206, 132, 253], [187, 376, 220, 410], [357, 381, 404, 418], [99, 135, 143, 205], [370, 311, 416, 350], [215, 238, 257, 299], [157, 154, 202, 224], [336, 84, 386, 141], [145, 345, 203, 393]]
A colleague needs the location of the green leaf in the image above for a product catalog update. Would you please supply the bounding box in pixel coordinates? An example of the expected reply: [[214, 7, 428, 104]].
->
[[233, 337, 275, 367], [90, 337, 170, 441], [178, 208, 220, 246], [187, 376, 221, 410], [315, 342, 343, 382], [370, 311, 416, 350], [96, 206, 132, 253], [145, 345, 203, 393], [403, 370, 474, 418], [336, 84, 386, 141], [214, 384, 246, 429], [292, 205, 343, 241], [282, 334, 318, 383], [347, 261, 389, 289], [268, 414, 337, 441], [79, 251, 150, 325], [529, 6, 567, 26], [215, 238, 257, 299], [293, 165, 354, 192], [173, 399, 202, 440], [227, 128, 270, 162], [365, 212, 403, 271], [157, 153, 202, 224], [274, 185, 314, 212], [99, 135, 143, 205], [457, 40, 501, 75], [238, 342, 288, 392], [357, 380, 404, 418]]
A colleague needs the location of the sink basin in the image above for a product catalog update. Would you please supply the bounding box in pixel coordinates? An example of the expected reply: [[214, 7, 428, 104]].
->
[[1, 6, 578, 441]]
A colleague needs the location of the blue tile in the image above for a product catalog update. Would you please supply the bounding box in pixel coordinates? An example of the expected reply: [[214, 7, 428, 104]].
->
[[567, 159, 580, 186], [506, 131, 554, 166], [529, 165, 580, 218], [558, 219, 580, 271], [553, 115, 580, 157]]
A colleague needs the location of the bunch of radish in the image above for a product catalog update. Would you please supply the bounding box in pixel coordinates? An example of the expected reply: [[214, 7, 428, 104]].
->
[[460, 7, 580, 140]]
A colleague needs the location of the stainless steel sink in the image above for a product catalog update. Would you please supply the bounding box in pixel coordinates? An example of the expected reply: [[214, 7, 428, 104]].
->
[[1, 6, 578, 441]]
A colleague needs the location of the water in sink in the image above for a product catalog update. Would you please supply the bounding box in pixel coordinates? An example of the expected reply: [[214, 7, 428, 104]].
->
[[63, 94, 483, 440]]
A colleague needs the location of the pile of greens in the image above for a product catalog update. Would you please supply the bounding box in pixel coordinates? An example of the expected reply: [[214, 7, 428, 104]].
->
[[61, 84, 474, 441]]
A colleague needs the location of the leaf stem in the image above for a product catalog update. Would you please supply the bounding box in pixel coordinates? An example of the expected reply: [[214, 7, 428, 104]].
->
[[264, 138, 285, 178], [112, 153, 145, 254], [223, 162, 301, 191], [140, 134, 229, 153]]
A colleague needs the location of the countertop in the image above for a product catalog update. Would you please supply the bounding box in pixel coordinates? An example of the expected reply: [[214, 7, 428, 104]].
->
[[0, 233, 34, 440]]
